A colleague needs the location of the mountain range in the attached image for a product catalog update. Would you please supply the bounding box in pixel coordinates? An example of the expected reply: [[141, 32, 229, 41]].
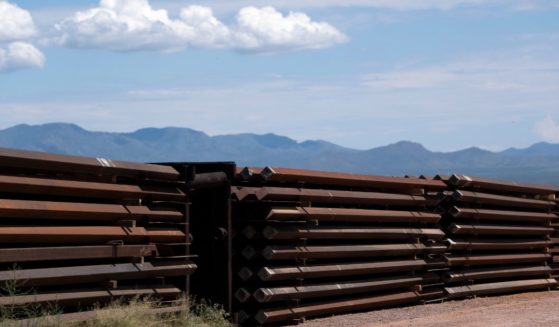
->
[[2, 123, 559, 185]]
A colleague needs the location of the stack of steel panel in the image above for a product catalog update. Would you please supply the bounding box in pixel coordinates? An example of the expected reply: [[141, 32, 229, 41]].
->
[[0, 148, 194, 315], [232, 167, 447, 325], [551, 198, 559, 279], [437, 174, 558, 299]]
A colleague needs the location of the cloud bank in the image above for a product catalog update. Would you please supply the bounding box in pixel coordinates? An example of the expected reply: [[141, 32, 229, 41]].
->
[[53, 0, 348, 52], [0, 42, 45, 72], [0, 1, 44, 73], [536, 116, 559, 143]]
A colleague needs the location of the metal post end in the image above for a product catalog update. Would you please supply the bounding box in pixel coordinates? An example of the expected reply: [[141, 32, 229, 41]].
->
[[452, 190, 464, 201], [253, 288, 273, 303], [449, 206, 461, 217], [262, 226, 279, 240], [242, 225, 257, 239], [234, 288, 252, 303], [242, 246, 257, 260], [260, 167, 276, 181], [254, 310, 270, 325], [257, 267, 274, 281], [261, 246, 274, 260], [237, 267, 254, 281], [239, 167, 254, 181]]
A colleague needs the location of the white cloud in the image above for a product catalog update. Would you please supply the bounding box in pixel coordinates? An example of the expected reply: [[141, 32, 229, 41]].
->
[[165, 0, 549, 12], [232, 7, 348, 51], [53, 0, 347, 52], [0, 1, 44, 73], [0, 42, 45, 72], [362, 51, 559, 92], [535, 116, 559, 142], [0, 1, 37, 41]]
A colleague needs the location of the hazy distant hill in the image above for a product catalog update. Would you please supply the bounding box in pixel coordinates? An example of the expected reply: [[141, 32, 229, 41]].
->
[[2, 123, 559, 185]]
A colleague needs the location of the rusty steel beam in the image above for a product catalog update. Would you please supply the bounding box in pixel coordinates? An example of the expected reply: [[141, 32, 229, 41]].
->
[[252, 276, 423, 303], [448, 174, 559, 197], [0, 147, 180, 180], [445, 238, 553, 250], [254, 290, 443, 324], [0, 226, 186, 243], [0, 261, 197, 287], [0, 199, 129, 220], [254, 187, 435, 206], [231, 186, 261, 201], [126, 206, 184, 222], [0, 174, 186, 201], [256, 259, 428, 281], [443, 266, 553, 283], [452, 190, 556, 209], [266, 207, 441, 223], [0, 199, 183, 222], [0, 285, 181, 306], [445, 279, 557, 299], [237, 166, 264, 182], [260, 167, 447, 192], [433, 175, 451, 182], [449, 207, 557, 223], [261, 244, 446, 260], [448, 223, 554, 236], [0, 245, 158, 263], [444, 253, 551, 266], [262, 226, 445, 240]]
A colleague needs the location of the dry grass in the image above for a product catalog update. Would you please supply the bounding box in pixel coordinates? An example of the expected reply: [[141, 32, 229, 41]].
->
[[0, 297, 231, 327]]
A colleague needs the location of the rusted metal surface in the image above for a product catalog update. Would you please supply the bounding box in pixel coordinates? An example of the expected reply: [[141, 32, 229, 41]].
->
[[0, 245, 158, 263], [3, 148, 557, 325], [0, 174, 186, 201], [0, 226, 186, 243], [445, 238, 553, 250], [260, 244, 445, 260], [448, 223, 554, 236], [256, 259, 429, 281], [447, 174, 559, 196], [252, 276, 423, 303], [231, 166, 451, 324], [254, 186, 435, 206], [0, 199, 183, 222], [254, 290, 443, 324], [261, 226, 445, 240], [444, 253, 551, 266], [259, 167, 447, 192], [0, 261, 197, 287], [0, 147, 180, 180], [443, 266, 553, 282], [231, 186, 261, 201], [445, 279, 556, 299], [451, 190, 556, 209], [449, 206, 557, 222], [266, 207, 441, 223], [0, 150, 205, 323]]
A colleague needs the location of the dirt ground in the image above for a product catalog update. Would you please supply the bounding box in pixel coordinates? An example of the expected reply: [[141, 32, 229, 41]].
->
[[299, 291, 559, 327]]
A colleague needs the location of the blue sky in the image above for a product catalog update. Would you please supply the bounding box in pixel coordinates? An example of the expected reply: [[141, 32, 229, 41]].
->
[[0, 0, 558, 151]]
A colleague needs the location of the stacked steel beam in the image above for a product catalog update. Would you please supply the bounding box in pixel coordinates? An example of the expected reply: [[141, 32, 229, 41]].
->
[[552, 198, 559, 279], [436, 174, 558, 299], [232, 167, 447, 325], [0, 148, 194, 315]]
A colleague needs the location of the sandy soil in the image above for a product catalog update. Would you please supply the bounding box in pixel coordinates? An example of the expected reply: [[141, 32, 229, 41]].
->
[[299, 291, 559, 327]]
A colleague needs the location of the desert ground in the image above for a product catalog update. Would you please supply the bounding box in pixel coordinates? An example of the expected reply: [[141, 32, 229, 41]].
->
[[300, 291, 559, 327]]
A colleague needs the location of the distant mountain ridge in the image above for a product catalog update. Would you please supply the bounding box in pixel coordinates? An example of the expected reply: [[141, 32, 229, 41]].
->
[[2, 123, 559, 185]]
